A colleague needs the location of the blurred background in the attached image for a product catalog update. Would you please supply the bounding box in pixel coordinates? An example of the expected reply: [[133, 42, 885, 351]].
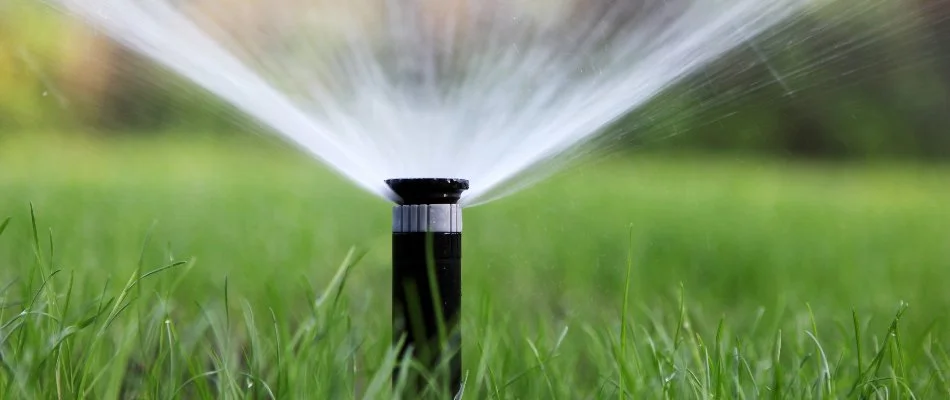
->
[[1, 0, 948, 158], [0, 0, 947, 315], [1, 0, 948, 333]]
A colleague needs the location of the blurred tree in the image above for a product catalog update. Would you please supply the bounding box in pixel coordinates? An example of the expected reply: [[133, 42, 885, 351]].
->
[[910, 0, 950, 157], [628, 0, 949, 160], [0, 3, 65, 130]]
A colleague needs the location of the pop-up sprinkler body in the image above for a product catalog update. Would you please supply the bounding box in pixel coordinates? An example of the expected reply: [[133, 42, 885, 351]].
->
[[386, 178, 468, 394]]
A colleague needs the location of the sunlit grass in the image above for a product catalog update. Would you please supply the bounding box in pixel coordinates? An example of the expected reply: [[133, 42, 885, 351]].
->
[[0, 134, 948, 398]]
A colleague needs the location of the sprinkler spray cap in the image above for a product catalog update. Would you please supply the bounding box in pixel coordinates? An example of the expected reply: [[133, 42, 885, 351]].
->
[[386, 178, 469, 205]]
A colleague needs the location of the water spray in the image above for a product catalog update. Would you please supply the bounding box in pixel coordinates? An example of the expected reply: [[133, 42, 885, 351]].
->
[[387, 178, 468, 393], [49, 0, 810, 207]]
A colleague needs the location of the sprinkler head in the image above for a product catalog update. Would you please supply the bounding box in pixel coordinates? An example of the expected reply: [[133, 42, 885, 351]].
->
[[387, 177, 468, 394], [386, 178, 469, 205]]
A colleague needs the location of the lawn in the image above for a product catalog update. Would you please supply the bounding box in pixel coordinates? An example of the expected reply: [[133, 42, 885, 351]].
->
[[0, 133, 949, 398]]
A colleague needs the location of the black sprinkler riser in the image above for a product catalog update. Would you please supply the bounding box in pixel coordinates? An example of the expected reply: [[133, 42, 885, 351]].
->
[[386, 178, 468, 395]]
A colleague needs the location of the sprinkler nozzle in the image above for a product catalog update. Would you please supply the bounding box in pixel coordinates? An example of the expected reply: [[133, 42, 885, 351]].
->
[[386, 178, 469, 205]]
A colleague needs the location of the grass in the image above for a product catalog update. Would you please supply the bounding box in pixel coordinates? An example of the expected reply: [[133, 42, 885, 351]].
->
[[0, 133, 949, 398]]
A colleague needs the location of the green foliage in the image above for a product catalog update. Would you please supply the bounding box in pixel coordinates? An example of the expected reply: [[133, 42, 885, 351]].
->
[[0, 136, 948, 398]]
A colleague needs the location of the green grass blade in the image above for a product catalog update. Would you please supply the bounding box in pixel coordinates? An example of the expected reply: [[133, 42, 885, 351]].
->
[[618, 223, 635, 400], [0, 217, 11, 238]]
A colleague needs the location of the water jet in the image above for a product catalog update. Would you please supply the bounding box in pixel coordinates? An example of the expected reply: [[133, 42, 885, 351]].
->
[[387, 178, 467, 394]]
